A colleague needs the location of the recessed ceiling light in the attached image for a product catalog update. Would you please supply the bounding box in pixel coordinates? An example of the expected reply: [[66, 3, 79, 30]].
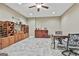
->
[[52, 12, 55, 14]]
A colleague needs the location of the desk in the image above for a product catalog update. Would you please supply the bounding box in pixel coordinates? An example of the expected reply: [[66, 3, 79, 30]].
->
[[52, 35, 68, 49]]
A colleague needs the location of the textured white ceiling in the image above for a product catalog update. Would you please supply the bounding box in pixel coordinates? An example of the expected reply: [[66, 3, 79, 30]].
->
[[5, 3, 73, 17]]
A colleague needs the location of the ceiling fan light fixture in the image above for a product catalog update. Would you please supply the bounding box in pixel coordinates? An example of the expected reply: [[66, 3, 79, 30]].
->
[[36, 4, 42, 8], [28, 3, 49, 12]]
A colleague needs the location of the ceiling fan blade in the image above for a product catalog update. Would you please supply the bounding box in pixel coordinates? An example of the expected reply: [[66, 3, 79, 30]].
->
[[42, 5, 49, 9], [41, 3, 44, 4], [29, 5, 36, 8], [37, 8, 40, 12]]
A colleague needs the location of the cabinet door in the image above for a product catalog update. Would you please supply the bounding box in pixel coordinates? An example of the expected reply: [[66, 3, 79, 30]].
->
[[18, 32, 22, 41], [25, 33, 29, 38], [2, 37, 9, 48], [9, 36, 15, 45], [0, 39, 2, 49], [14, 34, 18, 42]]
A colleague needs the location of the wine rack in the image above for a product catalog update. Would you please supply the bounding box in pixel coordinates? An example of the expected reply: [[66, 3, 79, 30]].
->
[[3, 21, 14, 37], [0, 21, 14, 37], [21, 25, 29, 34], [0, 21, 4, 38]]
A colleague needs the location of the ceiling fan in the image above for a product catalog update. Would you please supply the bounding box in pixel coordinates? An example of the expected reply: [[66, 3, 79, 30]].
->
[[28, 3, 49, 12]]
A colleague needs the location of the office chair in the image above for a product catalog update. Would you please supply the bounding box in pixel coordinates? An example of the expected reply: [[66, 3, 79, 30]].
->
[[62, 34, 79, 56]]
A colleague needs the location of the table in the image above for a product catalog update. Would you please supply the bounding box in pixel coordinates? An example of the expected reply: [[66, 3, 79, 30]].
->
[[51, 35, 68, 49]]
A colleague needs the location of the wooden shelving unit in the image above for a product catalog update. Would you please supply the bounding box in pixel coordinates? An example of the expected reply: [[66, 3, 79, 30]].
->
[[0, 21, 29, 49], [0, 21, 14, 37], [0, 21, 3, 38], [21, 25, 29, 36], [3, 21, 14, 37]]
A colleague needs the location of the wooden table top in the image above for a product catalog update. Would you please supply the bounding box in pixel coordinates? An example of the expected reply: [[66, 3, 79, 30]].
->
[[53, 35, 68, 37], [53, 35, 69, 39]]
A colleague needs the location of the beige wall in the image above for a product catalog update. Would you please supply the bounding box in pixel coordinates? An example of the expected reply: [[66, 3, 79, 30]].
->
[[28, 17, 61, 36], [61, 4, 79, 35], [28, 18, 35, 37], [0, 4, 28, 25]]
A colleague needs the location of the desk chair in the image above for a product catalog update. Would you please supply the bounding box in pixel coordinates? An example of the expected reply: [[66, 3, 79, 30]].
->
[[62, 34, 79, 56]]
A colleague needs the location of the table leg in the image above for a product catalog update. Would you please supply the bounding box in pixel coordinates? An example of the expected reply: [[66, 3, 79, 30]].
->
[[53, 37, 55, 49], [58, 38, 62, 44]]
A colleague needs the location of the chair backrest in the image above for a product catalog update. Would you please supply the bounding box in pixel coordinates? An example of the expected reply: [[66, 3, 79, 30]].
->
[[55, 31, 62, 35], [68, 34, 79, 47]]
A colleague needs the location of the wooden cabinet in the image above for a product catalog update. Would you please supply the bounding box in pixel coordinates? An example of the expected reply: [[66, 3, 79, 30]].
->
[[35, 30, 48, 38], [0, 31, 28, 49], [14, 31, 28, 43], [0, 36, 15, 49]]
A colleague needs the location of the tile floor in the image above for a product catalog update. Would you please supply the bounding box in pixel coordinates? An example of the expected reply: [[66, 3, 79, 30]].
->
[[0, 37, 64, 56]]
